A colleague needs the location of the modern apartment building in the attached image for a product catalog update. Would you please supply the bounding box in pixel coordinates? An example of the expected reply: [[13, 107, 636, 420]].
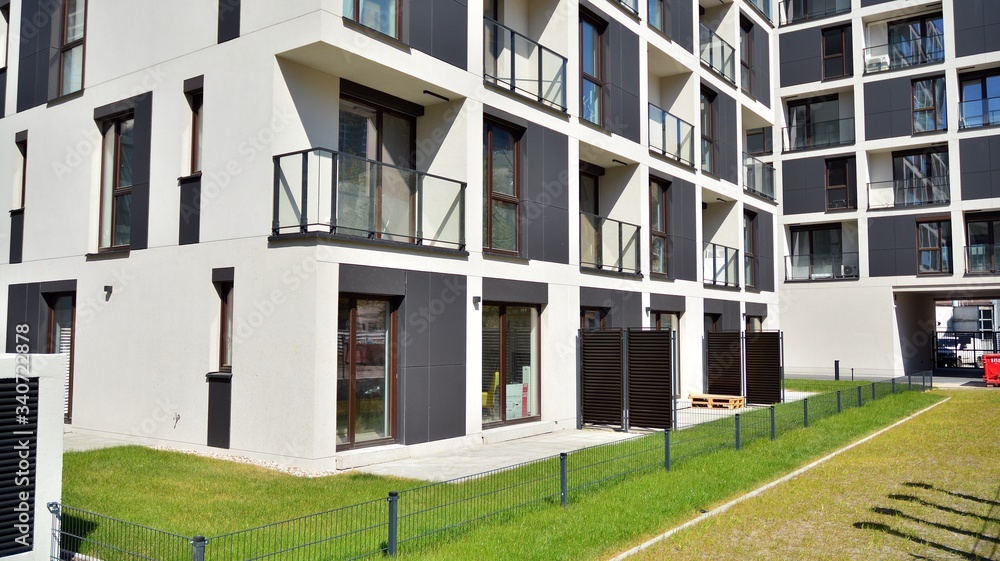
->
[[775, 0, 1000, 373]]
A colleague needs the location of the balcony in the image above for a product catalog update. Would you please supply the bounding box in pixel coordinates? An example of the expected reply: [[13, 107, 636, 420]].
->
[[744, 153, 776, 200], [782, 117, 854, 151], [580, 213, 641, 275], [785, 253, 859, 281], [959, 96, 1000, 129], [703, 242, 739, 288], [648, 104, 695, 166], [748, 0, 772, 21], [484, 18, 568, 112], [699, 24, 736, 85], [272, 148, 466, 250], [867, 177, 949, 210], [778, 0, 850, 26], [967, 245, 1000, 274], [614, 0, 639, 15], [863, 37, 944, 74]]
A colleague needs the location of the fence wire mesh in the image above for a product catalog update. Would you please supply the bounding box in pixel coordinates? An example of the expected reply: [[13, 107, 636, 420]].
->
[[50, 503, 193, 561], [566, 432, 662, 493]]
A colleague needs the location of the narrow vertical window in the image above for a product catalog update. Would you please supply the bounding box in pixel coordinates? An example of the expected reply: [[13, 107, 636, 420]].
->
[[99, 116, 135, 249], [744, 212, 757, 288], [219, 282, 233, 372], [580, 12, 604, 126], [825, 157, 853, 210], [191, 91, 203, 174], [483, 119, 520, 254], [822, 26, 847, 79], [345, 0, 400, 38], [650, 180, 669, 276], [740, 18, 752, 93], [913, 76, 947, 133], [13, 137, 26, 210], [917, 220, 951, 274], [701, 89, 715, 175], [60, 0, 85, 96]]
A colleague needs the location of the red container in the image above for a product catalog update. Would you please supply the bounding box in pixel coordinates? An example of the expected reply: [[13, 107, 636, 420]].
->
[[983, 354, 1000, 387]]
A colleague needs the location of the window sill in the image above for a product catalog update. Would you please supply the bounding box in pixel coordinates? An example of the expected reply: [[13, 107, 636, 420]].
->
[[342, 18, 410, 52], [703, 282, 741, 291], [911, 129, 948, 137], [46, 88, 85, 108], [650, 272, 675, 282], [269, 231, 469, 258], [783, 276, 859, 283], [86, 247, 130, 261], [744, 188, 778, 205], [581, 266, 643, 280], [825, 206, 858, 213], [782, 140, 855, 154]]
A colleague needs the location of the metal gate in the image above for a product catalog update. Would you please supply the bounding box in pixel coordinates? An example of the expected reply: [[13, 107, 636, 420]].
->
[[579, 329, 674, 430], [706, 331, 783, 405]]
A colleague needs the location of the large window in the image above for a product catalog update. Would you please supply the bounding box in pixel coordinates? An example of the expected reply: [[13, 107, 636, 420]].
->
[[788, 225, 849, 280], [337, 297, 395, 449], [701, 89, 715, 175], [787, 95, 841, 150], [740, 18, 752, 93], [484, 120, 519, 254], [59, 0, 85, 96], [744, 212, 757, 288], [892, 148, 949, 206], [344, 0, 399, 38], [580, 12, 604, 126], [917, 220, 951, 274], [826, 157, 853, 210], [888, 13, 943, 69], [650, 180, 669, 276], [960, 73, 1000, 129], [966, 213, 1000, 274], [746, 127, 772, 156], [822, 26, 848, 79], [482, 304, 540, 426], [99, 116, 134, 250], [913, 76, 947, 133]]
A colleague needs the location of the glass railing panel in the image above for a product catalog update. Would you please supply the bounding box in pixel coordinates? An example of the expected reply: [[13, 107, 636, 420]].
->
[[959, 96, 1000, 129], [581, 212, 641, 274], [699, 24, 735, 84], [783, 117, 855, 151], [867, 176, 949, 209], [864, 36, 945, 74], [743, 152, 775, 200], [648, 104, 695, 166], [784, 252, 859, 280], [484, 18, 568, 111]]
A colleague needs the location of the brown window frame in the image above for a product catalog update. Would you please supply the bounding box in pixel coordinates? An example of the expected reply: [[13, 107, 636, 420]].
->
[[912, 75, 947, 134], [580, 10, 605, 127], [99, 115, 135, 251], [484, 118, 521, 255], [482, 302, 543, 428], [581, 307, 608, 330], [740, 17, 752, 94], [346, 0, 403, 40], [745, 127, 772, 156], [58, 0, 86, 97], [650, 179, 670, 277], [219, 282, 233, 372], [916, 219, 951, 275], [744, 211, 757, 288], [821, 26, 848, 80], [701, 89, 716, 175], [649, 0, 668, 35], [825, 157, 854, 210]]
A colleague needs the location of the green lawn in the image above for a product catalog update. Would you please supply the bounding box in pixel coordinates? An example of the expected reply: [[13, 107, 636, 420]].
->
[[62, 388, 942, 560]]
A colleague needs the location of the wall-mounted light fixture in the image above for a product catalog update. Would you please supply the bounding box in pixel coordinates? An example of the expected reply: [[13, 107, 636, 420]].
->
[[472, 296, 482, 309]]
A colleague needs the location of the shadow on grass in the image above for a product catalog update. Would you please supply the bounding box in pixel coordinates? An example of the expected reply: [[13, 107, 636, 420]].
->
[[852, 522, 985, 560]]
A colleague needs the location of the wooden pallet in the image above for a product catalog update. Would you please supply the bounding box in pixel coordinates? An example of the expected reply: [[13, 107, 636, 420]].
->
[[689, 393, 745, 409]]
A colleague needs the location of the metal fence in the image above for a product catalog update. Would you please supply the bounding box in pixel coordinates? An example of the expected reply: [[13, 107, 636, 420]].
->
[[51, 375, 931, 560]]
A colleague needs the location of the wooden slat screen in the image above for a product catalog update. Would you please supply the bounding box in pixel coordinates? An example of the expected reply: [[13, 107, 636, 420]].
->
[[706, 331, 742, 396], [580, 330, 623, 428], [745, 331, 782, 404], [626, 329, 673, 430]]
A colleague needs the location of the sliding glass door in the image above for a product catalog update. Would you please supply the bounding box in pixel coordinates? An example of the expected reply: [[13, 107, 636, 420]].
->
[[337, 297, 395, 449]]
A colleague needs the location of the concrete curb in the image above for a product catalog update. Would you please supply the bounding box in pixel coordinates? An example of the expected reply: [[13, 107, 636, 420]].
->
[[607, 396, 952, 561]]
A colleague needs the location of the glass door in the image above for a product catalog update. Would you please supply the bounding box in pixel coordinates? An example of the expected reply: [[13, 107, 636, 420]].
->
[[337, 297, 394, 449], [47, 294, 75, 423], [482, 304, 540, 426]]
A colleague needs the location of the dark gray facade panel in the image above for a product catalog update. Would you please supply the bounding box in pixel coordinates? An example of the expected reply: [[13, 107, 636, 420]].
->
[[211, 267, 235, 283], [0, 69, 6, 118], [579, 287, 641, 328], [705, 298, 741, 331], [8, 209, 22, 264], [649, 293, 685, 313], [5, 284, 26, 353], [955, 0, 1000, 57], [218, 0, 241, 43], [341, 80, 425, 117], [620, 26, 640, 97], [715, 89, 739, 185], [521, 124, 569, 264], [179, 176, 201, 245], [961, 136, 1000, 200], [667, 0, 693, 53], [869, 249, 896, 277], [206, 374, 232, 449], [425, 273, 467, 367], [183, 75, 204, 93], [781, 156, 826, 215], [426, 364, 466, 441], [868, 216, 918, 277], [16, 0, 53, 112], [339, 264, 406, 295], [843, 25, 854, 76], [127, 94, 153, 251], [541, 204, 569, 263], [778, 29, 821, 87], [746, 302, 768, 318], [408, 0, 468, 70], [483, 278, 547, 304], [864, 78, 912, 140], [751, 22, 770, 108], [748, 206, 775, 292], [399, 366, 429, 443], [666, 177, 697, 281], [581, 286, 613, 308], [38, 279, 75, 294]]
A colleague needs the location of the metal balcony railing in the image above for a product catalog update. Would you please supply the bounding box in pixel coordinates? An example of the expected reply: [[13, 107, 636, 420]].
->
[[785, 252, 859, 281], [867, 176, 949, 210], [959, 96, 1000, 129], [748, 0, 772, 21], [967, 244, 1000, 274], [614, 0, 639, 14], [484, 17, 568, 112], [782, 117, 855, 151], [272, 148, 466, 250], [580, 212, 641, 274], [777, 0, 850, 26], [863, 36, 945, 74], [703, 242, 739, 287], [743, 152, 776, 200], [699, 24, 736, 84], [648, 104, 695, 166]]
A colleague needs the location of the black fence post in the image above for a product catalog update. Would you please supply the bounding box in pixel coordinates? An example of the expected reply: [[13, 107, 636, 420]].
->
[[836, 390, 842, 413], [192, 536, 206, 561], [857, 385, 863, 407], [735, 414, 742, 451], [851, 367, 855, 381], [803, 398, 809, 428], [871, 382, 876, 401], [387, 492, 399, 556], [559, 453, 568, 506], [664, 431, 672, 472], [834, 360, 840, 381], [892, 378, 896, 394], [769, 405, 776, 441], [922, 372, 926, 392]]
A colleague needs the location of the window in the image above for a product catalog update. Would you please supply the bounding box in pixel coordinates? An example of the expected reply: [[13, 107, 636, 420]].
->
[[788, 225, 851, 280], [740, 18, 752, 93], [787, 95, 842, 150], [581, 308, 607, 330], [744, 212, 757, 288], [917, 220, 951, 274], [704, 314, 719, 334], [891, 148, 948, 206], [0, 4, 9, 68], [822, 26, 848, 79], [13, 137, 26, 210], [746, 315, 763, 332], [701, 89, 715, 174], [99, 116, 135, 249], [219, 282, 233, 372], [913, 76, 947, 133], [190, 91, 203, 174], [965, 213, 1000, 274], [825, 157, 854, 210], [746, 127, 772, 156], [650, 180, 669, 276], [888, 13, 943, 69], [649, 0, 667, 34], [59, 0, 85, 96], [959, 73, 1000, 129], [482, 304, 540, 426], [580, 12, 604, 126], [344, 0, 399, 38], [337, 297, 396, 449], [484, 120, 520, 254]]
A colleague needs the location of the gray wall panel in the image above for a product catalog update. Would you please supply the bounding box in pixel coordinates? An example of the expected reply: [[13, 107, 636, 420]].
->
[[782, 156, 826, 215], [650, 293, 685, 312], [128, 94, 154, 251], [705, 298, 741, 331], [746, 302, 768, 318], [713, 89, 739, 185], [955, 0, 1000, 57], [960, 136, 1000, 200], [751, 21, 771, 108], [16, 0, 53, 112], [868, 216, 919, 277], [400, 366, 430, 444], [400, 271, 430, 369], [663, 175, 697, 281], [667, 0, 693, 53], [779, 28, 821, 87], [178, 176, 201, 245], [409, 0, 468, 70], [8, 210, 22, 264], [748, 206, 775, 292], [520, 124, 569, 264], [864, 77, 913, 140], [339, 264, 406, 295], [483, 278, 547, 304], [427, 364, 466, 441], [218, 0, 241, 43], [580, 287, 641, 328]]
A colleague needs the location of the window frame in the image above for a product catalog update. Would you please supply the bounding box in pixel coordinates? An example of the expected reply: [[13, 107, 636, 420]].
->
[[746, 127, 772, 156], [581, 307, 608, 330], [346, 0, 402, 40], [14, 137, 26, 211], [190, 91, 203, 175], [701, 88, 716, 175], [58, 0, 86, 97], [219, 282, 233, 372], [821, 25, 848, 80], [98, 115, 135, 251], [959, 71, 1000, 129], [648, 0, 667, 35], [740, 17, 752, 94], [964, 212, 1000, 274], [912, 75, 947, 134], [825, 157, 854, 211], [744, 211, 757, 289], [650, 179, 670, 277], [579, 10, 605, 127], [483, 118, 521, 255], [916, 219, 951, 275], [482, 302, 542, 428]]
